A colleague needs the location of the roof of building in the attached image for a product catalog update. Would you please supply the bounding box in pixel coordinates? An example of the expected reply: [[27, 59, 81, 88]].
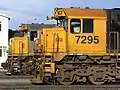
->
[[0, 13, 11, 20]]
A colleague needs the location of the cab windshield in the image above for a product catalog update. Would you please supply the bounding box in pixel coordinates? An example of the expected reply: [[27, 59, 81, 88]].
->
[[56, 19, 68, 30]]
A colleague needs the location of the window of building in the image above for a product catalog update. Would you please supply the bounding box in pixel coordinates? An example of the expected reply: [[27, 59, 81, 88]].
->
[[117, 14, 120, 21], [83, 19, 93, 33], [30, 31, 37, 41], [0, 22, 1, 31], [3, 46, 7, 57], [70, 19, 81, 34], [0, 49, 2, 57]]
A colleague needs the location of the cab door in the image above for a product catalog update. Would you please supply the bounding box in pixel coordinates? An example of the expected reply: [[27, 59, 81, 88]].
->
[[68, 18, 106, 54]]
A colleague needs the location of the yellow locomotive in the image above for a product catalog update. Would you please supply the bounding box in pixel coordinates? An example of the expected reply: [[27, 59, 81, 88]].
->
[[2, 23, 56, 75], [31, 7, 120, 85]]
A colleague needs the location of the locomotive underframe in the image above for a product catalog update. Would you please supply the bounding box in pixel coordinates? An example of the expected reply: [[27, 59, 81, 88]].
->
[[2, 55, 40, 75], [33, 54, 120, 85], [55, 55, 120, 85]]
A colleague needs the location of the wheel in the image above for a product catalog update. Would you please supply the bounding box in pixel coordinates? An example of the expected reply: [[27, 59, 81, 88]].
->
[[44, 76, 56, 85], [56, 66, 75, 85], [88, 75, 105, 85]]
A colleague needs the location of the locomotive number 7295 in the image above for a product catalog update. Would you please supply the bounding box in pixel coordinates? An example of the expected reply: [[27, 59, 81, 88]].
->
[[75, 36, 99, 44]]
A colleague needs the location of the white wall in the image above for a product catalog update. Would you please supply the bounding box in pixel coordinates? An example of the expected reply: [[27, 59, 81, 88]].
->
[[0, 16, 10, 68]]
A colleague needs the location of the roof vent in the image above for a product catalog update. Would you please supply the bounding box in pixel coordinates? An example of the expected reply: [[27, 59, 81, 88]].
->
[[31, 23, 39, 24], [70, 7, 80, 8]]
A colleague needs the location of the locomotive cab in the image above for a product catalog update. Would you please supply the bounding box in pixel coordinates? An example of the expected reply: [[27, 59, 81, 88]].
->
[[8, 24, 39, 56], [67, 9, 106, 54], [43, 8, 107, 60]]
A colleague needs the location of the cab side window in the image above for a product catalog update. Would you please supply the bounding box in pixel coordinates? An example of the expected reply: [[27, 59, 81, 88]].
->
[[70, 19, 81, 34], [83, 19, 93, 33]]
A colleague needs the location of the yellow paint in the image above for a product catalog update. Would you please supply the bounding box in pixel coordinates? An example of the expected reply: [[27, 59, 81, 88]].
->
[[54, 8, 106, 19], [10, 36, 29, 55], [42, 27, 67, 53], [42, 8, 107, 60], [19, 24, 28, 31], [44, 63, 55, 73], [67, 18, 106, 54]]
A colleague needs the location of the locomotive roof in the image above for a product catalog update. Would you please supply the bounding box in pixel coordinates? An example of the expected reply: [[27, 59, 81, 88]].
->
[[20, 23, 56, 31], [26, 23, 56, 29], [55, 8, 107, 18]]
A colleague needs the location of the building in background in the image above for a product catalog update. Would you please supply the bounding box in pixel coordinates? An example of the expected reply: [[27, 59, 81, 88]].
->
[[0, 13, 11, 68]]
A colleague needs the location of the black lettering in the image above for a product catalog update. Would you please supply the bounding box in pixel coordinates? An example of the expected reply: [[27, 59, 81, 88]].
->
[[75, 36, 80, 44], [88, 36, 93, 44], [75, 36, 99, 44], [94, 36, 99, 44], [81, 36, 86, 44]]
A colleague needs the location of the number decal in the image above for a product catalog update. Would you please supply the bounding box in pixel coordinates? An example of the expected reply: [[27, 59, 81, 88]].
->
[[75, 36, 80, 44], [88, 36, 93, 44], [94, 36, 99, 44], [81, 36, 86, 44], [75, 36, 99, 44]]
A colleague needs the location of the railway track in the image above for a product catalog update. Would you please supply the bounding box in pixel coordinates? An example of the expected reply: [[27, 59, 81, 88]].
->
[[0, 69, 120, 90], [1, 85, 120, 90]]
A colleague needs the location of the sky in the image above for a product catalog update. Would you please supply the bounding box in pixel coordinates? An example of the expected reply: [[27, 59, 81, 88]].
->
[[0, 0, 120, 29]]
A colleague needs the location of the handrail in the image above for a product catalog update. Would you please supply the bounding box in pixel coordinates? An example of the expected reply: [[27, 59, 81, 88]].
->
[[108, 31, 119, 53], [52, 32, 59, 61]]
